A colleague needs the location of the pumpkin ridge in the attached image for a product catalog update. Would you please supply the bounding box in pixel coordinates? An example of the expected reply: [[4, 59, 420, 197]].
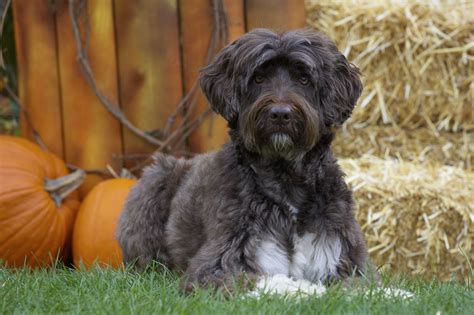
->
[[0, 198, 53, 258], [1, 140, 51, 173], [88, 182, 106, 259], [0, 198, 41, 226], [0, 186, 39, 204], [12, 214, 60, 265], [33, 211, 63, 266], [0, 167, 45, 181]]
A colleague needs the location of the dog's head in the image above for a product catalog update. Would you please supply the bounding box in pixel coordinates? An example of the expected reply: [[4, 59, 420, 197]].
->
[[200, 28, 362, 159]]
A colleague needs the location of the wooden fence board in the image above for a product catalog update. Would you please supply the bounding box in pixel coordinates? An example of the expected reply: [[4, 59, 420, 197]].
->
[[114, 0, 183, 162], [225, 0, 246, 41], [12, 0, 64, 158], [179, 0, 216, 153], [180, 0, 245, 153], [55, 0, 123, 197], [245, 0, 306, 31]]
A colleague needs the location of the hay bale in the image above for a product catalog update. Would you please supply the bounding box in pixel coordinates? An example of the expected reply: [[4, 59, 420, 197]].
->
[[339, 156, 474, 281], [333, 126, 473, 170], [306, 0, 474, 133]]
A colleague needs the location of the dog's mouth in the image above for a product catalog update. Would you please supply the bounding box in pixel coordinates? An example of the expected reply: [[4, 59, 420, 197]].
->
[[269, 132, 294, 152]]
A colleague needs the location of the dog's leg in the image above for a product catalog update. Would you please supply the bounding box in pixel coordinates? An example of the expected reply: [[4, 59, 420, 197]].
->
[[116, 187, 166, 270], [334, 223, 380, 286], [116, 154, 189, 270], [181, 239, 256, 294]]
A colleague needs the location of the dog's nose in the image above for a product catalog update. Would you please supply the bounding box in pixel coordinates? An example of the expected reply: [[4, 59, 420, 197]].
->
[[269, 105, 292, 125]]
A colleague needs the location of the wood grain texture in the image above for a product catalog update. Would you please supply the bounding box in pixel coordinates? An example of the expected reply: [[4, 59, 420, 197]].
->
[[225, 0, 246, 42], [55, 0, 123, 197], [114, 0, 183, 161], [12, 0, 64, 158], [180, 0, 246, 153], [245, 0, 307, 31]]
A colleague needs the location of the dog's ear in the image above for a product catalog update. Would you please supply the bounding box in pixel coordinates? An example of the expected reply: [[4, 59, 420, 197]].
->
[[199, 42, 239, 124], [320, 52, 363, 126]]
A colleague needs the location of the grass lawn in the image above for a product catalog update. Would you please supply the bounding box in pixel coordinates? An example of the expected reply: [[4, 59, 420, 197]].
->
[[0, 266, 472, 315]]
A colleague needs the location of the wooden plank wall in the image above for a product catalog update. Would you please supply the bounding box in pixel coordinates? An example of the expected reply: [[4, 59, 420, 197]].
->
[[13, 0, 306, 195], [12, 1, 64, 158]]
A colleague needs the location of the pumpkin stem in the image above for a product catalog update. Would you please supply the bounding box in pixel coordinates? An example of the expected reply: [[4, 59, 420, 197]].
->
[[45, 169, 86, 207]]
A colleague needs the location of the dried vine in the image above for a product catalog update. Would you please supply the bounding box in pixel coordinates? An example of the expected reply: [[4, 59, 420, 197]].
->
[[69, 0, 229, 155], [0, 0, 9, 68], [1, 0, 229, 176]]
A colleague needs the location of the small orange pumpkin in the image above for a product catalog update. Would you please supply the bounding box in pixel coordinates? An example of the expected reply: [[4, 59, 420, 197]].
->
[[72, 178, 136, 269], [0, 135, 84, 268]]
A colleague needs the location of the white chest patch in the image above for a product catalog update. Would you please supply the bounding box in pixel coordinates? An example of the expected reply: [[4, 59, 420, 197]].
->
[[255, 237, 290, 276], [255, 232, 342, 283], [290, 232, 341, 282]]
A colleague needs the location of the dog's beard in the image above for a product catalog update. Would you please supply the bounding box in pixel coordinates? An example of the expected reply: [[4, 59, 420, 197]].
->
[[254, 133, 298, 161], [270, 133, 293, 152], [239, 92, 320, 160]]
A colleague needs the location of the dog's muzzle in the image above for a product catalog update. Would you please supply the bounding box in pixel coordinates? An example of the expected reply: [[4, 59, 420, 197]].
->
[[262, 104, 297, 152], [240, 93, 319, 157]]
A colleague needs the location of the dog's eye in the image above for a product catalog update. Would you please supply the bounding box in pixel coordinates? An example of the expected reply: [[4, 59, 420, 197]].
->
[[299, 76, 310, 85], [254, 75, 264, 84]]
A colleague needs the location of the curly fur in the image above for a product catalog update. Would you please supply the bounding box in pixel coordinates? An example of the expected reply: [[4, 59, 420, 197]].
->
[[117, 28, 373, 291]]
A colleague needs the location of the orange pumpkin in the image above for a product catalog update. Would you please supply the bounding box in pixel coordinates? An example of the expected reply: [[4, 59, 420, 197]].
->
[[0, 135, 84, 268], [72, 178, 136, 269]]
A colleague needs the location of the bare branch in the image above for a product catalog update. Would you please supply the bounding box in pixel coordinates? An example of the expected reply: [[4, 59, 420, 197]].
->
[[67, 163, 111, 176], [3, 85, 48, 149], [161, 80, 199, 137], [0, 0, 11, 69]]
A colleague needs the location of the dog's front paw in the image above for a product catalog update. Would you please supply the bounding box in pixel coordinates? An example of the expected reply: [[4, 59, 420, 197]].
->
[[227, 272, 259, 293], [248, 274, 327, 298]]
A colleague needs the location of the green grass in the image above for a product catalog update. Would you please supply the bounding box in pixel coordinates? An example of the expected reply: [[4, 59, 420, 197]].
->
[[0, 266, 472, 315]]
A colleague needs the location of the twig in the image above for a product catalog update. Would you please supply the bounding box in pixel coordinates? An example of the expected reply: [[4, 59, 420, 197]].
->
[[161, 80, 199, 137], [3, 85, 47, 149], [174, 108, 212, 149], [113, 153, 150, 161], [67, 163, 110, 176], [0, 0, 10, 68]]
